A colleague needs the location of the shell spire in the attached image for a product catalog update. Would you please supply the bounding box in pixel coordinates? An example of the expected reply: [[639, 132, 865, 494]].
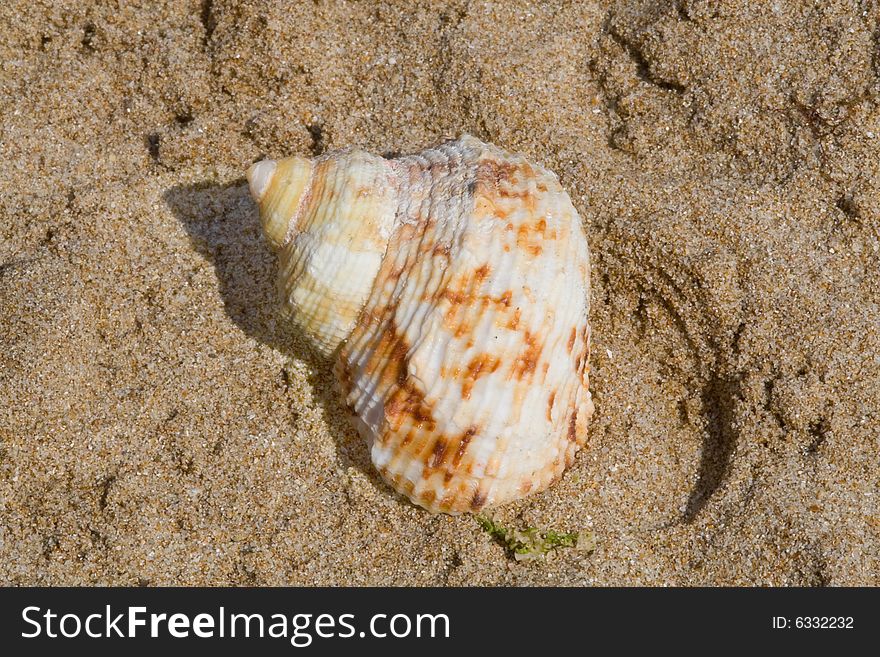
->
[[247, 135, 594, 513], [248, 150, 400, 355], [247, 156, 313, 250]]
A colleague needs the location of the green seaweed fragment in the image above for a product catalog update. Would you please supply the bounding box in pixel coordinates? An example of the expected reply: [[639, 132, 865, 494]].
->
[[476, 515, 596, 562]]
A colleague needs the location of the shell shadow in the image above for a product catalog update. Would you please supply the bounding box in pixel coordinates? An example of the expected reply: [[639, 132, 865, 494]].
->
[[163, 181, 378, 481]]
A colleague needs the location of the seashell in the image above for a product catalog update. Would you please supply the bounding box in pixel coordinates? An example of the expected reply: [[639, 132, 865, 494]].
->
[[247, 135, 593, 514]]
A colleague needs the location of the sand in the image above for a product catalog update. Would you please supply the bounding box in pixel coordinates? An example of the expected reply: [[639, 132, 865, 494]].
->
[[1, 0, 878, 585]]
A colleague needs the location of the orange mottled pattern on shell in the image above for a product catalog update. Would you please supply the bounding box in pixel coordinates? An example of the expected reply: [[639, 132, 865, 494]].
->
[[336, 136, 593, 514]]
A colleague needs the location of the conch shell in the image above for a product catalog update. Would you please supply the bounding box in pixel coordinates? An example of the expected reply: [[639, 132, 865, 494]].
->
[[247, 135, 593, 514]]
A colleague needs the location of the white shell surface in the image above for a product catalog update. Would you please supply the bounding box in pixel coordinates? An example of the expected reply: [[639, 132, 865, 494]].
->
[[250, 151, 399, 356], [334, 136, 593, 514]]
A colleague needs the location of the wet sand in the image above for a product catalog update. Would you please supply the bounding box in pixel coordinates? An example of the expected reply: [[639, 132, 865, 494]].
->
[[1, 0, 878, 585]]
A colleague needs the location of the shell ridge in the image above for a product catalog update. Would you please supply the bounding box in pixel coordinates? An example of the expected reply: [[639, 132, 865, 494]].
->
[[408, 158, 486, 500], [375, 149, 477, 490], [284, 160, 316, 247]]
